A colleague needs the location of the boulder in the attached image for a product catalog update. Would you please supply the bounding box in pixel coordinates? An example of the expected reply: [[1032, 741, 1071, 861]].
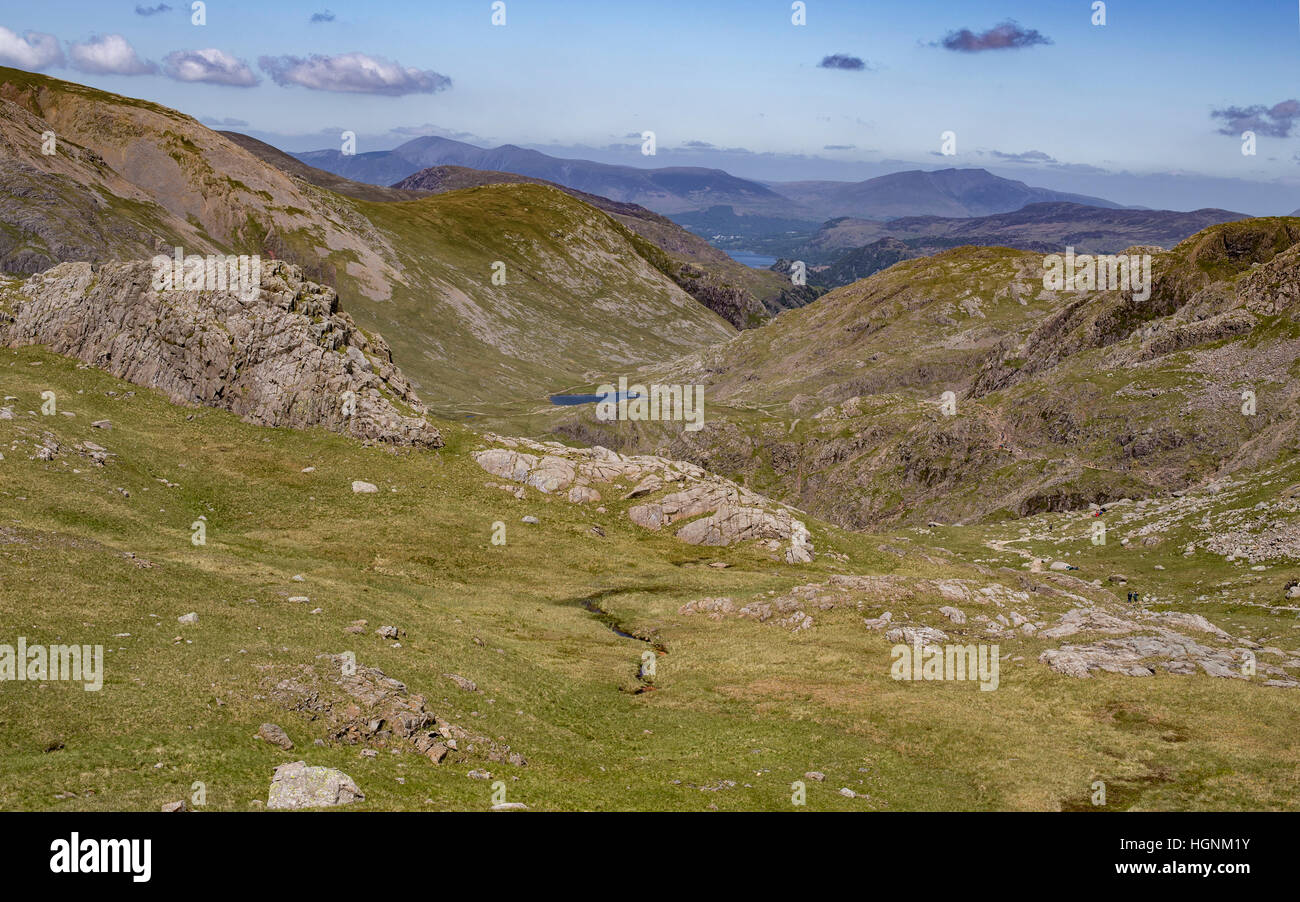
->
[[444, 673, 478, 692], [266, 761, 364, 809], [884, 625, 950, 645], [257, 723, 294, 751]]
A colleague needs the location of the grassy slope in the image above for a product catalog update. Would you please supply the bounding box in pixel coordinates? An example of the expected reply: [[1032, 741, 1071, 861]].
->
[[338, 183, 734, 411], [556, 224, 1299, 530], [2, 345, 1297, 811]]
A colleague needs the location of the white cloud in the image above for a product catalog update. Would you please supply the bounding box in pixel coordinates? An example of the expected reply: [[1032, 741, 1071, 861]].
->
[[67, 34, 156, 76], [163, 48, 258, 87], [258, 52, 450, 96], [0, 27, 64, 70]]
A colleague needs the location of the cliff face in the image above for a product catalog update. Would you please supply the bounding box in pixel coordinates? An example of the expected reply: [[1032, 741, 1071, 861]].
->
[[0, 259, 442, 448]]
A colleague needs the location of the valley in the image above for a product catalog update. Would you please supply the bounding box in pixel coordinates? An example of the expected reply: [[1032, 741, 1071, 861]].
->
[[1, 62, 1297, 817]]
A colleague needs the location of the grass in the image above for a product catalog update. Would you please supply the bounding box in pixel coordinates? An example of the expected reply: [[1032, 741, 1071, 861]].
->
[[2, 345, 1298, 811]]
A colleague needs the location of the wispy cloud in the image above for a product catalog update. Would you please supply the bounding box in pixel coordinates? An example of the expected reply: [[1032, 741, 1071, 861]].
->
[[824, 144, 856, 151], [309, 10, 335, 24], [67, 34, 156, 75], [134, 3, 173, 15], [201, 115, 250, 128], [991, 149, 1056, 163], [819, 54, 868, 71], [983, 149, 1110, 175], [0, 27, 63, 70], [1211, 100, 1300, 138], [386, 123, 489, 143], [935, 21, 1051, 53], [258, 52, 451, 95], [163, 48, 259, 87]]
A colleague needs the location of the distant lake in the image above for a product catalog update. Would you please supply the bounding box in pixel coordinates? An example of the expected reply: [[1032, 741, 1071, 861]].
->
[[549, 391, 640, 407], [727, 251, 777, 269]]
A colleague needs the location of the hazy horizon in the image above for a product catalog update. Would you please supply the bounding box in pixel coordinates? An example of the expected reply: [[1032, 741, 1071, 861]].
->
[[3, 0, 1300, 214]]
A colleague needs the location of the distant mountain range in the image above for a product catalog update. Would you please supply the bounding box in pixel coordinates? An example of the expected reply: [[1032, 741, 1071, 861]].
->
[[807, 202, 1249, 288], [808, 202, 1248, 254], [294, 136, 801, 216], [292, 135, 1132, 223]]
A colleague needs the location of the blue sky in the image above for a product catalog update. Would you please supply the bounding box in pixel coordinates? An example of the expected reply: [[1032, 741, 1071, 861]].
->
[[2, 0, 1299, 212]]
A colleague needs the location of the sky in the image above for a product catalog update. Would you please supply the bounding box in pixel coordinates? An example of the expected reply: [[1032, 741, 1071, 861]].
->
[[2, 0, 1299, 213]]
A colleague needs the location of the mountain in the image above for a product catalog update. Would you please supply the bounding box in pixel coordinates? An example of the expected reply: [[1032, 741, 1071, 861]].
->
[[769, 169, 1123, 221], [0, 66, 737, 415], [295, 135, 805, 216], [809, 202, 1249, 256], [388, 166, 817, 323], [806, 202, 1250, 287], [219, 130, 424, 203], [226, 136, 818, 326], [227, 141, 775, 327]]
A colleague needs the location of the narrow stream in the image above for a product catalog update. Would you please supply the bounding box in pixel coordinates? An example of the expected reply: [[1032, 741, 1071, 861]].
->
[[573, 589, 669, 655]]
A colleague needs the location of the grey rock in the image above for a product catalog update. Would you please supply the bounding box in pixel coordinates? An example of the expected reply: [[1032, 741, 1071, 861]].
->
[[266, 761, 364, 809], [862, 611, 893, 630], [444, 673, 478, 692], [884, 625, 950, 645], [257, 722, 294, 751]]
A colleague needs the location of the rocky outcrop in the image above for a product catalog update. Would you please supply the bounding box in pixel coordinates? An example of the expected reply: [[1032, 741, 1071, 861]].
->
[[0, 259, 442, 448], [267, 761, 364, 809], [679, 574, 1062, 633], [267, 654, 526, 768], [1037, 606, 1296, 684], [472, 434, 814, 559]]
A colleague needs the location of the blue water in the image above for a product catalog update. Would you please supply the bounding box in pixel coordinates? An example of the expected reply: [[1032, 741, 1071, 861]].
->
[[727, 251, 778, 268], [549, 391, 641, 407]]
